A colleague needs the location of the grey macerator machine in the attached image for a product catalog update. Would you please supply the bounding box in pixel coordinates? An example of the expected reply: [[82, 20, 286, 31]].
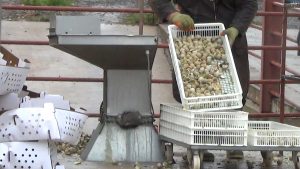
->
[[48, 15, 163, 162]]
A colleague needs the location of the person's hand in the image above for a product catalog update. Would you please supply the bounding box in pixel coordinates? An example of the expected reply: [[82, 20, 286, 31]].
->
[[220, 27, 239, 46], [169, 12, 194, 31]]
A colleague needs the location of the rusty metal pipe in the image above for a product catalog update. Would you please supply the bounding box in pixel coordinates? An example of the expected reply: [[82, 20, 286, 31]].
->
[[26, 76, 173, 84], [0, 40, 49, 45], [2, 5, 300, 17], [249, 51, 300, 77], [256, 11, 300, 17], [272, 31, 299, 43], [248, 45, 300, 50], [1, 40, 300, 50], [269, 89, 300, 110], [26, 76, 299, 84], [248, 51, 261, 59], [279, 7, 288, 123], [138, 0, 144, 35], [250, 23, 262, 30], [1, 5, 153, 13], [270, 60, 282, 68], [249, 113, 300, 118]]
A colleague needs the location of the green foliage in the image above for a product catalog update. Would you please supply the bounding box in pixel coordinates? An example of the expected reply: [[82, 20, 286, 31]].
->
[[21, 0, 73, 6], [124, 13, 158, 25]]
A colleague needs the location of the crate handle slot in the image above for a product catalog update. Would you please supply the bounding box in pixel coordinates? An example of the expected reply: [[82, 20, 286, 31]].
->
[[13, 115, 18, 125]]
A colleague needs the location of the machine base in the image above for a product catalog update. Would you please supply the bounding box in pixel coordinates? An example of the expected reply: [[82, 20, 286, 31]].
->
[[81, 122, 163, 162]]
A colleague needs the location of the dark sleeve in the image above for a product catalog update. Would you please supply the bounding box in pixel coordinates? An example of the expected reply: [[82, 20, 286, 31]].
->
[[149, 0, 177, 21], [231, 0, 258, 34]]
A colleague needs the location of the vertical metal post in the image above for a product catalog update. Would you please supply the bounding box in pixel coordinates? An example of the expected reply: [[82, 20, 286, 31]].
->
[[279, 6, 288, 123], [138, 0, 144, 35], [0, 0, 2, 45], [260, 0, 283, 114]]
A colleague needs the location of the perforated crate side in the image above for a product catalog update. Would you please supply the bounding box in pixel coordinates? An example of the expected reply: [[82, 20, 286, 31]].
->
[[248, 121, 300, 146], [55, 109, 88, 145], [160, 104, 248, 129], [0, 141, 53, 169], [160, 120, 247, 146], [168, 23, 243, 112], [0, 105, 61, 143], [0, 66, 29, 95]]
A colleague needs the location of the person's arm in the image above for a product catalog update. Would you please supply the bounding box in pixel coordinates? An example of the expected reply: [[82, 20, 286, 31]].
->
[[149, 0, 177, 21], [231, 0, 258, 34], [149, 0, 194, 31]]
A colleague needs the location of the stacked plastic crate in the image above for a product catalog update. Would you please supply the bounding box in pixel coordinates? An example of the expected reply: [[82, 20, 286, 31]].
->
[[0, 51, 88, 169], [159, 23, 248, 146], [160, 23, 300, 148]]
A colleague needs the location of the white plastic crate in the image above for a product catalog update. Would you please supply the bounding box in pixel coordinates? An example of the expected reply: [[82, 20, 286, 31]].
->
[[0, 65, 29, 95], [0, 141, 54, 169], [160, 103, 248, 129], [0, 103, 88, 145], [0, 93, 21, 111], [0, 104, 61, 143], [20, 92, 70, 110], [168, 23, 243, 111], [248, 121, 300, 147], [159, 104, 248, 146], [55, 109, 88, 145]]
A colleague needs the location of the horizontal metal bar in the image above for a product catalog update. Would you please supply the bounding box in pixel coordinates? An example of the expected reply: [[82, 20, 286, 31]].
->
[[250, 23, 262, 30], [3, 40, 300, 50], [25, 77, 299, 84], [249, 113, 300, 118], [270, 60, 282, 68], [269, 90, 300, 111], [1, 40, 49, 45], [248, 45, 300, 50], [272, 31, 298, 43], [273, 1, 300, 9], [256, 11, 300, 17], [248, 51, 300, 77], [2, 5, 300, 17], [248, 51, 261, 59], [26, 77, 172, 84], [160, 44, 300, 50], [1, 5, 153, 13], [284, 75, 300, 81]]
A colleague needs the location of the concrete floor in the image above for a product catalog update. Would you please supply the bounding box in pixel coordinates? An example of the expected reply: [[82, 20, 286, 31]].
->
[[1, 21, 300, 169]]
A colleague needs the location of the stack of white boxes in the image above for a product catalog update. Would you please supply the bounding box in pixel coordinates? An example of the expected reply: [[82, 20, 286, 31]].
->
[[160, 23, 300, 148], [159, 23, 248, 147], [0, 52, 88, 169]]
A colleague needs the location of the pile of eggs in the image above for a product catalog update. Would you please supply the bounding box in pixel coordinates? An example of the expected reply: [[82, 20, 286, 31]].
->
[[173, 35, 230, 98]]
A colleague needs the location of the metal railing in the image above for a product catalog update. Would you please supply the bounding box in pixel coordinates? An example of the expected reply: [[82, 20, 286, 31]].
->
[[0, 0, 300, 121]]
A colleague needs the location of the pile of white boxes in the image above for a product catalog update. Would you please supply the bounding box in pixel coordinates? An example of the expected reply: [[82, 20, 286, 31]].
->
[[160, 23, 300, 148], [0, 53, 88, 169]]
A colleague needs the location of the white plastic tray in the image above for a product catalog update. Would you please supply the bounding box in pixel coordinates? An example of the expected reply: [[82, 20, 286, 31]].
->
[[0, 65, 29, 95], [168, 23, 243, 111], [0, 141, 53, 169], [0, 103, 88, 145], [0, 93, 21, 111], [55, 108, 88, 145], [20, 92, 70, 110], [248, 121, 300, 147], [160, 103, 248, 129], [159, 104, 248, 146], [0, 104, 61, 143]]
